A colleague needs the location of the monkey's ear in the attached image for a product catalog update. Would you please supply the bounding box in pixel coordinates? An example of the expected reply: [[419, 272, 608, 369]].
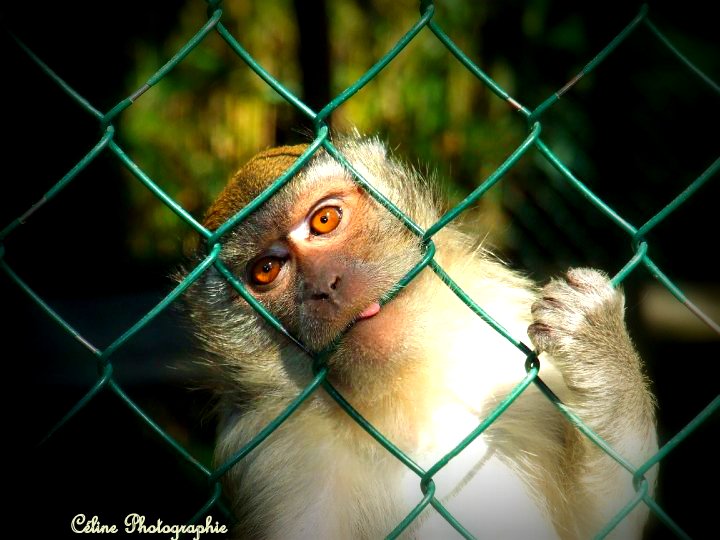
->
[[203, 144, 309, 231]]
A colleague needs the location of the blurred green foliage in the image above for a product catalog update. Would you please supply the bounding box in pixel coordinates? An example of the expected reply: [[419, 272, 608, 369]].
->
[[121, 0, 298, 258], [121, 0, 532, 260], [120, 0, 718, 282]]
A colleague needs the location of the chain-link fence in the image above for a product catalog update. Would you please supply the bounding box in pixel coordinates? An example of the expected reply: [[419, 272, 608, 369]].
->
[[3, 1, 718, 538]]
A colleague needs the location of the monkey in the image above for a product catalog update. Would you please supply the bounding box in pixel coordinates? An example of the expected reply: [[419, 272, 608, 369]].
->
[[181, 134, 658, 539]]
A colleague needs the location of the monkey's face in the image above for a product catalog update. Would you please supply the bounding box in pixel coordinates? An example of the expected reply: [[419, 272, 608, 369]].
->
[[190, 140, 439, 396], [221, 166, 425, 380]]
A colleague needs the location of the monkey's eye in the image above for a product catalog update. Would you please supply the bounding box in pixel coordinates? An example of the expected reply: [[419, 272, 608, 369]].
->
[[249, 256, 284, 286], [309, 206, 342, 235]]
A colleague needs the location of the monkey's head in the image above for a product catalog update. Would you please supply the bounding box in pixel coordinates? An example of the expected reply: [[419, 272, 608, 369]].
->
[[185, 136, 441, 400]]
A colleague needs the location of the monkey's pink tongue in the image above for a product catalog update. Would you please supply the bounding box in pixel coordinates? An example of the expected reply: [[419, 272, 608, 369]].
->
[[357, 302, 381, 320]]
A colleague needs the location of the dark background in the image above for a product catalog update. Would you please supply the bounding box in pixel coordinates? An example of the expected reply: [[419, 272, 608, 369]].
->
[[2, 0, 717, 538]]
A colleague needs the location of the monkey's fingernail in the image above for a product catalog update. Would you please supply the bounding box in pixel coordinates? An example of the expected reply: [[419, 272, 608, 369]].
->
[[565, 272, 591, 291], [357, 302, 381, 320]]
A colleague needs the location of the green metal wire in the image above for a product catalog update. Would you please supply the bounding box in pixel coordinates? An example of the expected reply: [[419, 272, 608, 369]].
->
[[425, 18, 531, 117], [314, 3, 436, 126], [0, 126, 115, 241], [644, 19, 720, 94], [531, 4, 650, 121], [110, 141, 210, 238], [101, 8, 224, 128], [633, 395, 720, 540], [209, 368, 328, 482], [1, 258, 101, 355], [39, 363, 114, 446], [109, 378, 213, 477], [2, 1, 718, 538], [215, 19, 316, 121], [635, 156, 720, 241], [387, 478, 436, 538], [595, 479, 650, 539], [643, 257, 720, 335], [535, 138, 639, 236], [422, 122, 542, 241], [210, 131, 329, 244], [8, 31, 104, 120], [102, 243, 223, 361]]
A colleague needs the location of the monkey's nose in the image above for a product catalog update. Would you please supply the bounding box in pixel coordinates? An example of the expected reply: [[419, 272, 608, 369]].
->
[[310, 290, 330, 301], [306, 274, 342, 301]]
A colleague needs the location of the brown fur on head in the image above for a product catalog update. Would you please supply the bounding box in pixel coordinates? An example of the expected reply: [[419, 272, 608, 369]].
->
[[203, 144, 308, 231]]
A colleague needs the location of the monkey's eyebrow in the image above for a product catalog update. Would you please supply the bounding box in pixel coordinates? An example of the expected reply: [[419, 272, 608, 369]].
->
[[259, 244, 289, 258], [305, 191, 347, 212]]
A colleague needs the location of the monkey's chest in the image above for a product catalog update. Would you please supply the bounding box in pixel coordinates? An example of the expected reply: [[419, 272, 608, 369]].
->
[[395, 403, 557, 538]]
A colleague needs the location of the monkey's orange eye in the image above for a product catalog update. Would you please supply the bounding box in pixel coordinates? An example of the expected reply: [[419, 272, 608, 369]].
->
[[249, 256, 283, 286], [310, 206, 342, 235]]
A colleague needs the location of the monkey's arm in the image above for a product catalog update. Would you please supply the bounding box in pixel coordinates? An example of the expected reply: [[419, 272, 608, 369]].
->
[[528, 268, 657, 538]]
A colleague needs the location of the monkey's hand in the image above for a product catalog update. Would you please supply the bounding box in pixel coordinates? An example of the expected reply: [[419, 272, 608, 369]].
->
[[527, 267, 641, 397]]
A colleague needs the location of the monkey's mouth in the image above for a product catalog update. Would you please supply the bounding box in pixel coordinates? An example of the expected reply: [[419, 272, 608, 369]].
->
[[356, 301, 381, 321]]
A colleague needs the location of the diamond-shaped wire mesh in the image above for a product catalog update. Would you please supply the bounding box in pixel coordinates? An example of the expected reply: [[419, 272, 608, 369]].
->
[[2, 1, 717, 538]]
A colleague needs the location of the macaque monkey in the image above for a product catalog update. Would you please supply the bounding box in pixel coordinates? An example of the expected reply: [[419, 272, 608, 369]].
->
[[182, 134, 657, 539]]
